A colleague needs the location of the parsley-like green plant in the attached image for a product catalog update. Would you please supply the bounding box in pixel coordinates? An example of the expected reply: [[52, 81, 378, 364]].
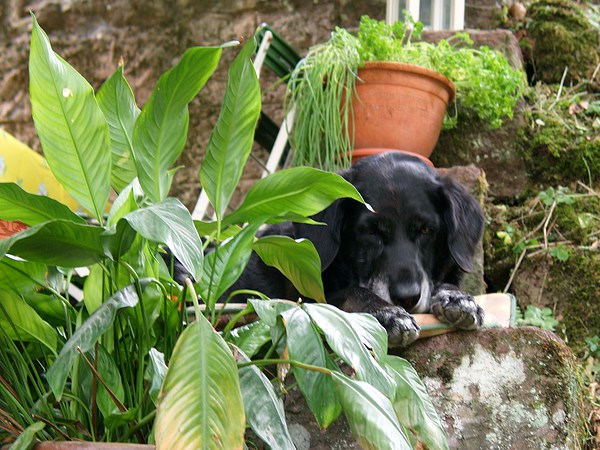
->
[[287, 15, 525, 170]]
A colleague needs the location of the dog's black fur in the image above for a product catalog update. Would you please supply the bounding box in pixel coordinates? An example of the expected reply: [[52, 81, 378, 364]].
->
[[227, 152, 485, 346]]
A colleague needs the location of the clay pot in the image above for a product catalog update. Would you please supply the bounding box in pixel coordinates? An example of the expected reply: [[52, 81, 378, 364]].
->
[[350, 62, 455, 159], [0, 220, 28, 239]]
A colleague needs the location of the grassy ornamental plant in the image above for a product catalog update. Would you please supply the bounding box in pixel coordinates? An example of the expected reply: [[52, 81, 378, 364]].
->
[[287, 15, 525, 170], [0, 15, 449, 450]]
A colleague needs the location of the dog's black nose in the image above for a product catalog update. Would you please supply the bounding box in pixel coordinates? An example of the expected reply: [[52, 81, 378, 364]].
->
[[391, 283, 421, 310]]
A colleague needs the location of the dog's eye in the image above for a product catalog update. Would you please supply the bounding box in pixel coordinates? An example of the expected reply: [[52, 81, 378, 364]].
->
[[419, 225, 432, 235]]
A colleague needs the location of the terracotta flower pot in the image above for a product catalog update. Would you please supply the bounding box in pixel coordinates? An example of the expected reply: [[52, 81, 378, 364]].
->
[[349, 62, 455, 159]]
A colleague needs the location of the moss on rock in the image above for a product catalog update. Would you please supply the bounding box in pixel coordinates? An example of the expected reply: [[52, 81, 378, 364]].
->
[[525, 0, 599, 85]]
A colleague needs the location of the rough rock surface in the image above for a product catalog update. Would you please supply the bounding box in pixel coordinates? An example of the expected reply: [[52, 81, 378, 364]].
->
[[279, 327, 584, 450]]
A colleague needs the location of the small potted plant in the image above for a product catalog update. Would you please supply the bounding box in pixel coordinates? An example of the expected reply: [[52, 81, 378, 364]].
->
[[286, 15, 525, 170]]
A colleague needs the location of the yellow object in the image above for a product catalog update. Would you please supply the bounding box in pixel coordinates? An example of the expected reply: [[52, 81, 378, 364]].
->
[[0, 128, 83, 212]]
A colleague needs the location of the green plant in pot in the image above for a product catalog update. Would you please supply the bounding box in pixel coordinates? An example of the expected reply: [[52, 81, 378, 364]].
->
[[0, 15, 449, 450], [287, 15, 525, 171]]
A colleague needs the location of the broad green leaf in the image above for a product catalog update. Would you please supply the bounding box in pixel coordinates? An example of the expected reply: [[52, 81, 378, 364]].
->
[[107, 179, 143, 226], [100, 218, 137, 261], [29, 15, 111, 222], [23, 291, 70, 327], [83, 263, 109, 315], [346, 313, 388, 362], [133, 46, 221, 202], [155, 314, 245, 450], [250, 298, 296, 327], [281, 307, 341, 428], [0, 183, 85, 226], [8, 421, 45, 450], [200, 224, 258, 309], [0, 290, 57, 353], [253, 235, 325, 303], [145, 348, 168, 405], [97, 65, 140, 192], [303, 303, 396, 398], [332, 372, 412, 450], [0, 257, 47, 293], [226, 320, 271, 359], [46, 282, 140, 399], [236, 348, 296, 450], [123, 198, 203, 281], [0, 220, 106, 267], [385, 355, 449, 450], [223, 167, 364, 226], [200, 40, 261, 220]]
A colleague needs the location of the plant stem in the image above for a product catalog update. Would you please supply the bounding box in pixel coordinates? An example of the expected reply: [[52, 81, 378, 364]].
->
[[238, 358, 333, 375]]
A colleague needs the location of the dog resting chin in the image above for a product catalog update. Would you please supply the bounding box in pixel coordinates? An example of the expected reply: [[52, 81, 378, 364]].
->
[[228, 152, 485, 347]]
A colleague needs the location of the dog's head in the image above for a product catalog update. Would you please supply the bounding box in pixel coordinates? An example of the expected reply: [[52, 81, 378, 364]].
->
[[295, 152, 484, 313]]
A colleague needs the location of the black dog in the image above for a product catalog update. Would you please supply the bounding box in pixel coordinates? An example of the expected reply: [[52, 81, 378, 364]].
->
[[232, 152, 485, 346]]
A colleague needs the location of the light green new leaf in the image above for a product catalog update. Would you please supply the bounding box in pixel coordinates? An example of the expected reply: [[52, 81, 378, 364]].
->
[[29, 15, 111, 222], [236, 347, 296, 450], [281, 307, 341, 428], [0, 290, 57, 353], [303, 303, 396, 399], [46, 282, 140, 399], [97, 65, 140, 192], [0, 257, 47, 293], [253, 235, 325, 303], [332, 372, 412, 450], [385, 355, 449, 450], [133, 46, 221, 202], [155, 314, 245, 450], [123, 198, 203, 281], [0, 183, 85, 226], [199, 224, 258, 309], [0, 220, 106, 267], [223, 168, 364, 226], [249, 298, 296, 328], [200, 40, 261, 220]]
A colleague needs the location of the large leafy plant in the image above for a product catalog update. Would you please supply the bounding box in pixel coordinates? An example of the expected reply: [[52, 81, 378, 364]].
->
[[288, 15, 525, 170], [0, 15, 449, 450]]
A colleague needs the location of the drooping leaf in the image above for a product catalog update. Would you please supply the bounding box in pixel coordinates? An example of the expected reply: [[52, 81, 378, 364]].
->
[[303, 303, 396, 398], [200, 39, 261, 220], [249, 298, 296, 327], [236, 347, 296, 450], [8, 421, 46, 450], [223, 167, 364, 226], [46, 282, 140, 399], [0, 183, 85, 226], [97, 65, 140, 192], [133, 46, 221, 202], [253, 235, 325, 303], [145, 348, 168, 405], [332, 372, 412, 450], [281, 307, 341, 428], [345, 312, 389, 362], [0, 290, 57, 353], [199, 224, 258, 309], [123, 198, 203, 281], [0, 257, 47, 293], [0, 220, 106, 267], [385, 355, 449, 450], [29, 14, 111, 222], [155, 314, 245, 450]]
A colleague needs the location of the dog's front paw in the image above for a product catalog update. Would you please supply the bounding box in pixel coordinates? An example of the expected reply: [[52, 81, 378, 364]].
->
[[431, 289, 484, 330], [371, 306, 421, 347]]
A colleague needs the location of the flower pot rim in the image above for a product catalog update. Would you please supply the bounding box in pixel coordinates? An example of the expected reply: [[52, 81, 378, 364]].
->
[[360, 61, 456, 102]]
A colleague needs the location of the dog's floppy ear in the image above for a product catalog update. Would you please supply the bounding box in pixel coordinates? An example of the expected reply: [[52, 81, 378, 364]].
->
[[293, 199, 347, 271], [440, 176, 484, 272]]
